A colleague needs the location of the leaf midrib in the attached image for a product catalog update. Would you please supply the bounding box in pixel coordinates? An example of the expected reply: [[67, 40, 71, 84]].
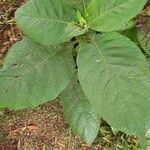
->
[[0, 51, 59, 79], [91, 38, 114, 77], [90, 37, 147, 82], [18, 13, 69, 24]]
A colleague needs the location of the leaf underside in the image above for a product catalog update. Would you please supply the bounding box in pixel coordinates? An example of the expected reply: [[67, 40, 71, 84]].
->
[[61, 77, 100, 144]]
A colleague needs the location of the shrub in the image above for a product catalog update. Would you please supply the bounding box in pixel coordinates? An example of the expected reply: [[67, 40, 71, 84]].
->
[[0, 0, 150, 148]]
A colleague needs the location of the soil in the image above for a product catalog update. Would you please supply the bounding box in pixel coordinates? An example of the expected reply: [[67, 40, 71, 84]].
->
[[0, 0, 23, 58], [0, 0, 143, 150]]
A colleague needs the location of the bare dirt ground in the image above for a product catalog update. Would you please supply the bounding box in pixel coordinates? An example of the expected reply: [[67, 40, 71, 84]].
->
[[0, 0, 23, 57], [0, 0, 142, 150]]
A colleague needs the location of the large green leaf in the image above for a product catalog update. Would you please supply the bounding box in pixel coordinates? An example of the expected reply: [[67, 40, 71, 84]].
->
[[15, 0, 86, 46], [86, 0, 147, 32], [60, 77, 100, 144], [77, 32, 150, 146], [0, 38, 75, 109]]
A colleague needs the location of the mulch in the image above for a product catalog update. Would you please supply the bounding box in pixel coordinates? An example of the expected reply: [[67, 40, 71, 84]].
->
[[0, 0, 24, 58]]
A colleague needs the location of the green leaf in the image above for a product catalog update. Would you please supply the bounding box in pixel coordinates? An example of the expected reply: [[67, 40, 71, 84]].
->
[[146, 56, 150, 66], [86, 0, 147, 32], [0, 59, 3, 69], [60, 77, 100, 144], [15, 0, 86, 46], [120, 27, 139, 45], [77, 32, 150, 146], [0, 38, 75, 109]]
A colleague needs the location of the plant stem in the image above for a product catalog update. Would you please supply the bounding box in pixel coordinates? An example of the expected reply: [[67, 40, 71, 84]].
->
[[82, 0, 87, 16]]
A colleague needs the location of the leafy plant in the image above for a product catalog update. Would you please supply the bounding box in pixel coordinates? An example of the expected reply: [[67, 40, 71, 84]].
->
[[0, 0, 150, 148]]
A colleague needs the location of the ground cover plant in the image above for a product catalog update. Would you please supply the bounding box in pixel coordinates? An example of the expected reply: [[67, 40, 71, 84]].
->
[[0, 0, 150, 149]]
